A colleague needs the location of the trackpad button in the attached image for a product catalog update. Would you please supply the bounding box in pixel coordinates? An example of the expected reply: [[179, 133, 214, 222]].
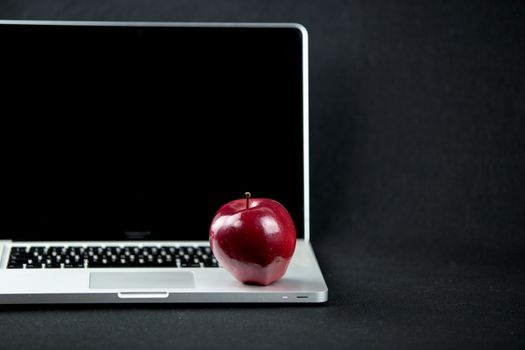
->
[[89, 271, 195, 289]]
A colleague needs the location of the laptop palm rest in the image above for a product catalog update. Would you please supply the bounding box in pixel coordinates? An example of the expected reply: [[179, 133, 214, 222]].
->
[[89, 271, 195, 289]]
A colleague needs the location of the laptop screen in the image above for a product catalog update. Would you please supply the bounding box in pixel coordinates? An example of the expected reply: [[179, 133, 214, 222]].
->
[[0, 23, 305, 241]]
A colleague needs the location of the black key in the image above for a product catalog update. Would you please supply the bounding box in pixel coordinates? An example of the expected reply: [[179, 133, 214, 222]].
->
[[130, 247, 141, 254], [29, 247, 46, 255], [132, 257, 157, 268], [117, 260, 137, 268], [10, 250, 29, 258], [162, 246, 176, 254], [87, 246, 103, 252], [26, 263, 43, 269], [204, 258, 219, 267], [9, 256, 29, 263], [11, 246, 27, 253], [89, 263, 108, 268], [45, 262, 61, 268], [68, 250, 78, 257], [48, 246, 65, 253], [180, 262, 201, 268], [64, 262, 84, 268], [9, 256, 28, 263], [162, 261, 179, 267], [106, 246, 122, 255], [8, 263, 24, 269], [144, 246, 159, 255], [89, 259, 112, 268]]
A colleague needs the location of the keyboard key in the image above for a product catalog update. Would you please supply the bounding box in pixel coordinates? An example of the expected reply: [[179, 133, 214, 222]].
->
[[11, 246, 27, 253], [29, 247, 45, 256], [49, 246, 65, 251], [64, 262, 84, 268], [10, 249, 26, 255], [45, 262, 61, 268], [9, 256, 28, 263], [181, 262, 201, 268], [26, 263, 43, 269], [8, 262, 24, 269]]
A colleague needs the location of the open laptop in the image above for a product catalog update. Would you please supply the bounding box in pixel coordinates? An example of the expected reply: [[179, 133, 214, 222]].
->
[[0, 20, 328, 304]]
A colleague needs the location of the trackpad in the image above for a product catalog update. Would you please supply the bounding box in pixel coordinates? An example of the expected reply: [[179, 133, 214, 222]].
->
[[89, 272, 195, 289]]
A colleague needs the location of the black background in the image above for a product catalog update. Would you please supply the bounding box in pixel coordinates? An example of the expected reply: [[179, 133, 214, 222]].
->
[[0, 1, 524, 349]]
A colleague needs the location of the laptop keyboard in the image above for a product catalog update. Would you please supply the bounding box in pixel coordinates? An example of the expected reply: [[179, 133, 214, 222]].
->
[[6, 245, 219, 269]]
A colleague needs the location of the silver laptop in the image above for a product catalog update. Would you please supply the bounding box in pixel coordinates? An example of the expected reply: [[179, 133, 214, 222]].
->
[[0, 20, 328, 304]]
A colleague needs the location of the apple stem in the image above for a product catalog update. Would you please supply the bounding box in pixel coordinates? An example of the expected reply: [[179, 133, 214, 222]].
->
[[245, 192, 251, 209]]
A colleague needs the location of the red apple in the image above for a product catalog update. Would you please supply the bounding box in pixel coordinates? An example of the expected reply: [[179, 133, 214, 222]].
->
[[209, 192, 296, 286]]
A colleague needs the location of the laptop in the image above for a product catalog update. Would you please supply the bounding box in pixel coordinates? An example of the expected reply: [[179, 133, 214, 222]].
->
[[0, 20, 328, 304]]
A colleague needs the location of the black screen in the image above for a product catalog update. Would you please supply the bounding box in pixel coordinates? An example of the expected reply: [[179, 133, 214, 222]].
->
[[0, 24, 305, 241]]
